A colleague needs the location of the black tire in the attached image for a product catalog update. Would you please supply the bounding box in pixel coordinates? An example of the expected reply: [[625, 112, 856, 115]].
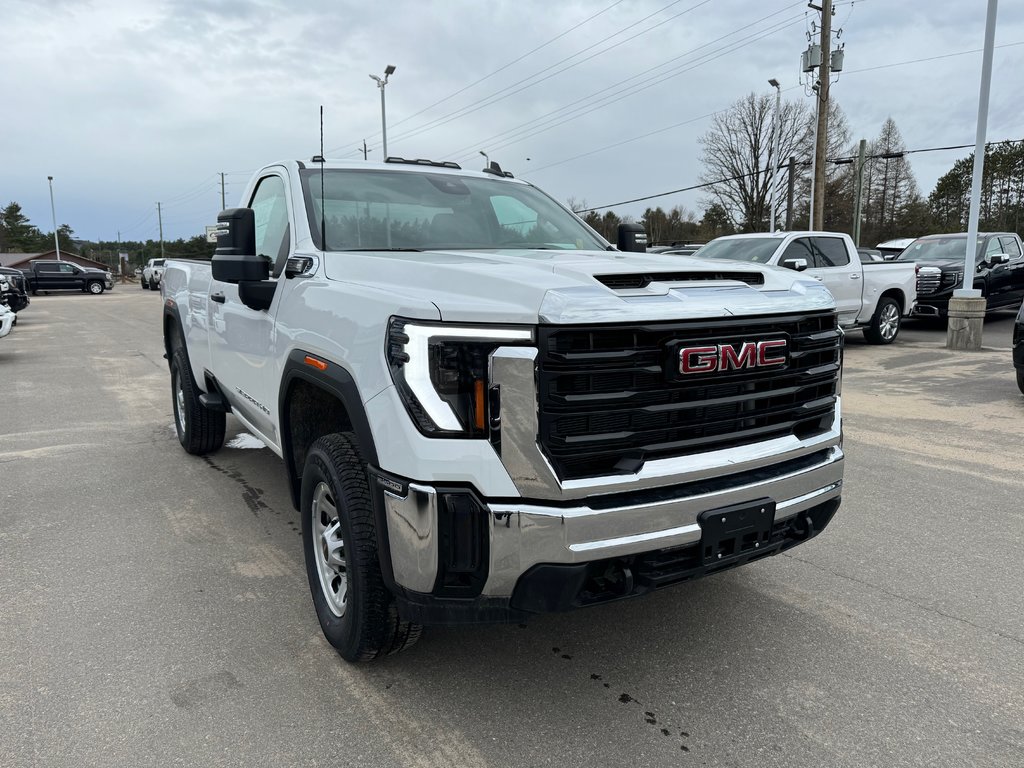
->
[[1017, 370, 1024, 396], [87, 281, 104, 295], [170, 346, 226, 455], [300, 433, 421, 662], [863, 296, 901, 344], [141, 279, 148, 290]]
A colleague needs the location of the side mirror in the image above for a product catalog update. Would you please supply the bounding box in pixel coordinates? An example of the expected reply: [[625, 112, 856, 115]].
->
[[988, 253, 1010, 266], [617, 223, 648, 253], [781, 257, 809, 272], [211, 208, 267, 283]]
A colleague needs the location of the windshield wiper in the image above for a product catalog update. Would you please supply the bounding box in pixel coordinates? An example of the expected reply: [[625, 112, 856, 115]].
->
[[338, 247, 423, 252]]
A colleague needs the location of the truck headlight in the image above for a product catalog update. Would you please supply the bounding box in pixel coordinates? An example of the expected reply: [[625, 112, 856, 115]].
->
[[387, 318, 533, 437]]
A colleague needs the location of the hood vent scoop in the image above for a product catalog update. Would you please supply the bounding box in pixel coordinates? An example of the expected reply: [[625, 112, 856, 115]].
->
[[596, 271, 764, 290]]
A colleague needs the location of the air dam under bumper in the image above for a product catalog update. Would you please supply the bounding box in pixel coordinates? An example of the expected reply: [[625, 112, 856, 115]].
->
[[380, 445, 843, 625]]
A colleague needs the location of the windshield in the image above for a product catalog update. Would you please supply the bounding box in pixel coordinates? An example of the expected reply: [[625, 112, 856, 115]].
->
[[898, 237, 981, 263], [299, 169, 607, 252], [695, 237, 781, 264]]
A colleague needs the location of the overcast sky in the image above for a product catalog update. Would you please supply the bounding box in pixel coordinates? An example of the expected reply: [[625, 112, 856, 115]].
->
[[2, 0, 1022, 244]]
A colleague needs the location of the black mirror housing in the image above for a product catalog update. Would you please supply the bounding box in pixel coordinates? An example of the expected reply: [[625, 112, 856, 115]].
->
[[212, 208, 267, 283], [617, 223, 648, 253], [990, 253, 1010, 266]]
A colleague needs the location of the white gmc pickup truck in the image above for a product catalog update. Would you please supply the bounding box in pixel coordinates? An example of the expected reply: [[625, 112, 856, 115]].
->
[[692, 232, 917, 344], [162, 158, 845, 662]]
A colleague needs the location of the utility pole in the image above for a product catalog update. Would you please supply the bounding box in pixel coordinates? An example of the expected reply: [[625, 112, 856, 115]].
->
[[785, 155, 797, 230], [157, 202, 165, 259], [220, 172, 226, 209], [768, 79, 782, 233], [852, 139, 867, 245], [361, 140, 370, 160], [811, 0, 833, 230], [47, 175, 61, 261]]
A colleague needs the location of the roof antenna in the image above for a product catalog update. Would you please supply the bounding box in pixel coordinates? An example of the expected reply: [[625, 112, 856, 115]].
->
[[317, 106, 326, 249]]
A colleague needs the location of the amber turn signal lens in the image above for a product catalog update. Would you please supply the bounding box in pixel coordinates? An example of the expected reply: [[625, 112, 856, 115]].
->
[[473, 379, 485, 431], [303, 355, 328, 371]]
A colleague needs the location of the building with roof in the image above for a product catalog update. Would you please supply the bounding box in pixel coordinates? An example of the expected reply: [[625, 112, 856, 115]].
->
[[0, 250, 110, 271]]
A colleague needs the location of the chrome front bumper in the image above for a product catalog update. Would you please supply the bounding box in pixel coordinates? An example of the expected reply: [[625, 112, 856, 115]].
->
[[382, 445, 843, 597]]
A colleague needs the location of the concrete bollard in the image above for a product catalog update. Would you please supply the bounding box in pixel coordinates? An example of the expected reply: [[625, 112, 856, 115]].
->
[[945, 296, 987, 350]]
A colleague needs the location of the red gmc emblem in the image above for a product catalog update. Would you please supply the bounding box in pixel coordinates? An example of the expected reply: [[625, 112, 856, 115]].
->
[[679, 340, 788, 375]]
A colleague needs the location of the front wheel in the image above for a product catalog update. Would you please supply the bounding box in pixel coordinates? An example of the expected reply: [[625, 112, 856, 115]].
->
[[1017, 370, 1024, 395], [87, 281, 104, 295], [170, 346, 225, 454], [863, 297, 901, 344], [301, 433, 421, 662]]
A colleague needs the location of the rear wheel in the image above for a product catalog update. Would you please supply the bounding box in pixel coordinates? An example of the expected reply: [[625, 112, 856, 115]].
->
[[301, 432, 421, 662], [1017, 370, 1024, 395], [170, 346, 225, 454], [863, 297, 901, 344], [141, 279, 148, 290]]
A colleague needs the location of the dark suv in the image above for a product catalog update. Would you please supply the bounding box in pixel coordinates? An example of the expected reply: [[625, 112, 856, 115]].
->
[[899, 232, 1024, 318]]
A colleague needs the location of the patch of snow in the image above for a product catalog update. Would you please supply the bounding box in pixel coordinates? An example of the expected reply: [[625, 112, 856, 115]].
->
[[226, 433, 267, 450]]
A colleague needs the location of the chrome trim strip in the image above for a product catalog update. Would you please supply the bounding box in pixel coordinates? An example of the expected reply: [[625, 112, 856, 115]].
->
[[382, 482, 439, 593], [482, 447, 843, 596], [489, 345, 842, 501]]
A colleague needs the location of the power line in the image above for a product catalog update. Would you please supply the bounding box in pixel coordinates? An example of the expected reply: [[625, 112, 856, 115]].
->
[[577, 138, 1024, 212], [453, 14, 805, 163], [445, 2, 806, 162], [330, 0, 713, 155], [384, 0, 628, 135], [524, 39, 1023, 177], [842, 40, 1024, 76]]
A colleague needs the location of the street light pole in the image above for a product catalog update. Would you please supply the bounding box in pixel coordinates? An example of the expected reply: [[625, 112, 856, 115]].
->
[[369, 64, 396, 160], [479, 150, 489, 167], [47, 176, 61, 261], [768, 79, 782, 233]]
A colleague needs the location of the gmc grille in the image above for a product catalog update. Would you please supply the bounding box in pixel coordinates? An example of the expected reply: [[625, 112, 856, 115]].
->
[[536, 312, 841, 480], [916, 267, 942, 295]]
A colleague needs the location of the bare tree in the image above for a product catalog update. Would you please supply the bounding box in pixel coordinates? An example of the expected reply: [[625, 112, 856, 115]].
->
[[698, 93, 809, 231]]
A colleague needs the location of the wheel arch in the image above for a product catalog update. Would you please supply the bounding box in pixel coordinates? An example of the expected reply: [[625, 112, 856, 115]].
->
[[278, 350, 380, 511], [163, 301, 187, 367], [878, 288, 906, 314]]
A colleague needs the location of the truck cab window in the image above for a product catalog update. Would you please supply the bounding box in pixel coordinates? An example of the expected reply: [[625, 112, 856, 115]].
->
[[59, 263, 78, 274], [1000, 237, 1022, 259], [812, 237, 850, 267], [780, 238, 813, 263], [249, 175, 291, 272]]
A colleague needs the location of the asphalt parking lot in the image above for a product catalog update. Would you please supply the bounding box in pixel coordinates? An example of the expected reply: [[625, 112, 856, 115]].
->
[[2, 291, 1022, 768]]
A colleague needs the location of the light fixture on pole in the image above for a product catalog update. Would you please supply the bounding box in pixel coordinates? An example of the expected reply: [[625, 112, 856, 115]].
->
[[479, 150, 489, 167], [768, 78, 782, 233], [47, 175, 61, 261], [369, 64, 397, 160]]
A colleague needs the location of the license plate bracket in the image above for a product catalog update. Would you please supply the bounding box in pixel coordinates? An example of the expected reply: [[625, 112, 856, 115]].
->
[[698, 498, 776, 566]]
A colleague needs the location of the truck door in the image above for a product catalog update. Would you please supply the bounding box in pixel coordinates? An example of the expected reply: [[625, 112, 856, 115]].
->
[[983, 236, 1012, 306], [807, 236, 862, 325], [207, 172, 292, 449], [998, 236, 1024, 305]]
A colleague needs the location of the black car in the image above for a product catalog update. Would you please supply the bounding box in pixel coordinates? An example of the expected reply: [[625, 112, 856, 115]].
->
[[898, 232, 1024, 318], [0, 266, 31, 314], [1014, 302, 1024, 394]]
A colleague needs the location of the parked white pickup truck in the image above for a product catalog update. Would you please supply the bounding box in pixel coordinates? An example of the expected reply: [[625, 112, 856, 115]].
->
[[691, 232, 917, 343], [162, 158, 845, 662]]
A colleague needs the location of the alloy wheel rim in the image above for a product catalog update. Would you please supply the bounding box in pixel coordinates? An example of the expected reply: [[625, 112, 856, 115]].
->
[[174, 371, 187, 435], [880, 304, 899, 340], [311, 481, 347, 617]]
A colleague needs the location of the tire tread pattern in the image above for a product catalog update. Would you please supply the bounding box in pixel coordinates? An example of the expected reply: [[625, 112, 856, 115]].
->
[[305, 433, 421, 661], [172, 346, 226, 455]]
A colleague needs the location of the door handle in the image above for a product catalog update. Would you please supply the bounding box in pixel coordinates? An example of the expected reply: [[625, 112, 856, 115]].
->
[[850, 273, 861, 279], [210, 292, 226, 304]]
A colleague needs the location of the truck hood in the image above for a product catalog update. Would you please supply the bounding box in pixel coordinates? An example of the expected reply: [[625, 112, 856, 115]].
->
[[322, 248, 835, 324], [902, 259, 968, 272]]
